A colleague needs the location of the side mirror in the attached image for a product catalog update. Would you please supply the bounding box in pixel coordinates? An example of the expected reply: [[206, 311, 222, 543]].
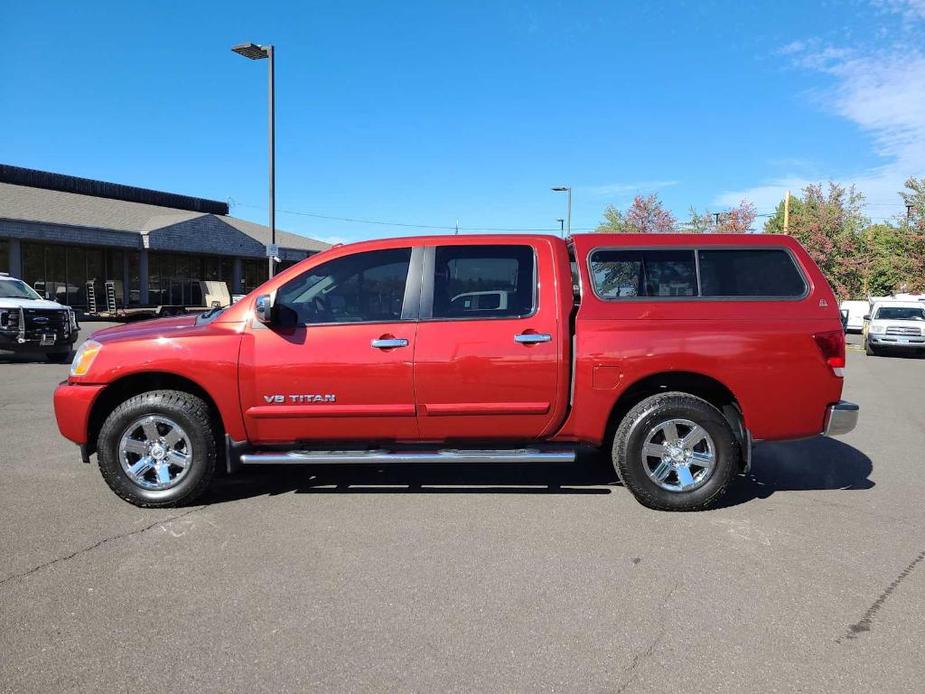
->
[[863, 314, 871, 321], [254, 294, 273, 324]]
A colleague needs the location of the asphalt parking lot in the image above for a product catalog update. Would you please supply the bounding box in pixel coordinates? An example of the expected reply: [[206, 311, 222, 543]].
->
[[1, 325, 923, 693]]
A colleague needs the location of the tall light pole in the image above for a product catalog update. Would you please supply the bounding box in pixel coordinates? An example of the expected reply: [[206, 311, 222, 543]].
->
[[552, 186, 571, 237], [232, 42, 276, 279]]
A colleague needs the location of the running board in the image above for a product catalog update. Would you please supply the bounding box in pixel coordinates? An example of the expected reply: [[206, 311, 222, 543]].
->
[[239, 448, 577, 466]]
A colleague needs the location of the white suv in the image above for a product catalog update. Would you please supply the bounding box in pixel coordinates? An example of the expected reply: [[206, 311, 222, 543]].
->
[[864, 300, 925, 356], [0, 273, 80, 362]]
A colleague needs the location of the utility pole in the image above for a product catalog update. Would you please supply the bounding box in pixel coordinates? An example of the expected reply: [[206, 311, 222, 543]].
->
[[455, 219, 460, 235], [907, 204, 914, 221], [783, 191, 791, 234], [713, 212, 721, 227]]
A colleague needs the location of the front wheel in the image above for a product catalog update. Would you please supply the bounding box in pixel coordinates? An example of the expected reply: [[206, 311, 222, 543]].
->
[[612, 392, 739, 511], [97, 390, 217, 507], [864, 339, 878, 356]]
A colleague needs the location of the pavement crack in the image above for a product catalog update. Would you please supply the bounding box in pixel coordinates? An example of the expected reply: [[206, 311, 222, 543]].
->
[[838, 548, 925, 643], [0, 506, 204, 588], [613, 581, 677, 693]]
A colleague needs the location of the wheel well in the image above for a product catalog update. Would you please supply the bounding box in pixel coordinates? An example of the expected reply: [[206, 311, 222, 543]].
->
[[604, 371, 745, 447], [85, 372, 225, 456]]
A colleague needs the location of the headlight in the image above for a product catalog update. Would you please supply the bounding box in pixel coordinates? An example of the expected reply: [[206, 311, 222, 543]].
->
[[68, 309, 79, 331], [0, 309, 16, 331], [70, 340, 102, 377], [869, 324, 885, 334]]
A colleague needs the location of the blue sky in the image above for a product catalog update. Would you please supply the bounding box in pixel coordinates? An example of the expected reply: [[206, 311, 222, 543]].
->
[[2, 1, 923, 242]]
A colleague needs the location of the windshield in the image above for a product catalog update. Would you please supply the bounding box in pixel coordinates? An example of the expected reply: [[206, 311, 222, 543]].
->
[[875, 306, 925, 321], [0, 279, 42, 300]]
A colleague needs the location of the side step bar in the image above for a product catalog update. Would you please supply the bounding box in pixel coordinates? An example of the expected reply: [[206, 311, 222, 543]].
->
[[239, 448, 577, 466]]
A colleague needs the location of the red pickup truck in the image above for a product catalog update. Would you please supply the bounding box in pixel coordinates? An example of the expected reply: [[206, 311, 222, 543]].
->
[[54, 233, 858, 511]]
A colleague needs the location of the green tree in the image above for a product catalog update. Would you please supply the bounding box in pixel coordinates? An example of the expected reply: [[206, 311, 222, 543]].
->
[[764, 195, 805, 234], [596, 194, 676, 233], [766, 183, 868, 299], [895, 177, 925, 292], [684, 207, 713, 233]]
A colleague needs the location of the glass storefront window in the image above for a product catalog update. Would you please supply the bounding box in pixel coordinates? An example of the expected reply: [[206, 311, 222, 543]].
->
[[220, 257, 233, 282], [46, 246, 67, 304], [128, 251, 140, 306], [242, 259, 268, 294], [67, 246, 87, 307], [22, 243, 44, 295], [0, 239, 8, 274]]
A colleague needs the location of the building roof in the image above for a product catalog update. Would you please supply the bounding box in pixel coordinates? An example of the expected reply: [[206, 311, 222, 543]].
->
[[0, 164, 229, 214], [0, 180, 329, 253]]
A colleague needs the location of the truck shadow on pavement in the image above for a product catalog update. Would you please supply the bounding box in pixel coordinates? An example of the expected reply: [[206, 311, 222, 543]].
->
[[202, 437, 873, 506], [716, 437, 874, 509]]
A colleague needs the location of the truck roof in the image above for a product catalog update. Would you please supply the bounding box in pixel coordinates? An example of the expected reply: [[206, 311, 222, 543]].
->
[[322, 232, 800, 253], [570, 232, 800, 245], [871, 300, 925, 309]]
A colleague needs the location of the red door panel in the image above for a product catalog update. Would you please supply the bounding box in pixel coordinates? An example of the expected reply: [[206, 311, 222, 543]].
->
[[412, 241, 567, 441], [239, 322, 419, 443]]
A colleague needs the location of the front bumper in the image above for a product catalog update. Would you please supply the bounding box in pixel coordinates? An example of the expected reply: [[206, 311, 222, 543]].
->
[[823, 400, 859, 436], [868, 334, 925, 348], [0, 331, 79, 350]]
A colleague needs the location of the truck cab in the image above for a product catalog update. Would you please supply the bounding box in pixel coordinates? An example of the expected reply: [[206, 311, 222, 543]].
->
[[54, 233, 858, 511]]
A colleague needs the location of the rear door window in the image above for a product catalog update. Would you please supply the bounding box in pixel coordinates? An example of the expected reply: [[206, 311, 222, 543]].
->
[[698, 249, 806, 297], [432, 245, 535, 319], [589, 249, 696, 298]]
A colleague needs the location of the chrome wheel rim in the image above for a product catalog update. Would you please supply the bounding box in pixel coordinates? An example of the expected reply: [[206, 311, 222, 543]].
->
[[641, 418, 715, 493], [118, 415, 193, 491]]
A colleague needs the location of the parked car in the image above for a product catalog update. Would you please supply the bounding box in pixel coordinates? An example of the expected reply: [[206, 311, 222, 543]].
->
[[863, 300, 925, 356], [53, 233, 857, 511], [839, 300, 868, 333], [0, 273, 80, 362]]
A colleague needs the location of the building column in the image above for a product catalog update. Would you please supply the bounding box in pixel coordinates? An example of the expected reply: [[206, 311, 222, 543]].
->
[[232, 257, 243, 295], [122, 252, 130, 308], [8, 238, 22, 277], [139, 248, 149, 305]]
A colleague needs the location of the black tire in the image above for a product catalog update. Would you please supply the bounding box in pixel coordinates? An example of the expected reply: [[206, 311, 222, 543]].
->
[[45, 349, 72, 363], [864, 339, 878, 356], [97, 390, 217, 508], [612, 392, 739, 512]]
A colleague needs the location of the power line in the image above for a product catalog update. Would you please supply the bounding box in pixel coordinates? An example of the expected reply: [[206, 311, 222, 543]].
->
[[234, 202, 580, 232]]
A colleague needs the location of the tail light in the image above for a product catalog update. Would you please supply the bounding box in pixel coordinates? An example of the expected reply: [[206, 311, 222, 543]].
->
[[813, 330, 846, 377]]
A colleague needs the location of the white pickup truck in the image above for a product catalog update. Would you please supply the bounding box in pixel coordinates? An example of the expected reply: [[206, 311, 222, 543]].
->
[[863, 300, 925, 355], [0, 273, 80, 361]]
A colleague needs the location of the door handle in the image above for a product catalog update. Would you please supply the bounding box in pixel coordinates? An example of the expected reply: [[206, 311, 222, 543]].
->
[[371, 337, 409, 349], [514, 333, 552, 344]]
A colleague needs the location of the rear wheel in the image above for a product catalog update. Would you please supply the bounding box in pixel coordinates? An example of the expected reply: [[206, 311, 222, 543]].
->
[[612, 392, 739, 511], [97, 390, 217, 507]]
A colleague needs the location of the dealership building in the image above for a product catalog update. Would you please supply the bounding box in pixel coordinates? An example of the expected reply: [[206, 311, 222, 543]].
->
[[0, 165, 328, 313]]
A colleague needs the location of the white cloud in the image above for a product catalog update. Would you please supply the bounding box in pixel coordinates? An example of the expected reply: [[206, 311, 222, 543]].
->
[[777, 40, 806, 55], [716, 21, 925, 219], [584, 179, 679, 199], [874, 0, 925, 21]]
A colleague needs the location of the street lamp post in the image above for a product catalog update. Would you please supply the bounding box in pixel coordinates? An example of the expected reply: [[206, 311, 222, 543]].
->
[[551, 186, 571, 237], [232, 42, 276, 279]]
